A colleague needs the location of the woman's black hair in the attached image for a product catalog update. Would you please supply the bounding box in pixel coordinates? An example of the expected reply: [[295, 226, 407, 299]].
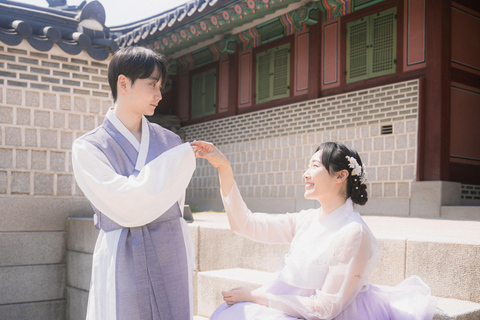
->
[[315, 142, 368, 205], [108, 46, 168, 102]]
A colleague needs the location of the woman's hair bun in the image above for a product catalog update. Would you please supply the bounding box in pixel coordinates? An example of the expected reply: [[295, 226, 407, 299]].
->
[[315, 142, 368, 205]]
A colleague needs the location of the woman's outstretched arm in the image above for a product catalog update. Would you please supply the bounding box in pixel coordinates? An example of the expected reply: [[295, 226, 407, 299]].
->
[[190, 141, 300, 244], [190, 141, 234, 197]]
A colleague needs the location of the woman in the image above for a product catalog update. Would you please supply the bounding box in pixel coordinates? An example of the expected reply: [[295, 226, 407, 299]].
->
[[192, 141, 437, 320]]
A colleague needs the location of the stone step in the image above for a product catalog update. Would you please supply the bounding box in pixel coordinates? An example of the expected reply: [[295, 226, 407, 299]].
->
[[0, 300, 65, 320], [441, 206, 480, 220], [190, 213, 480, 304], [196, 268, 480, 320], [0, 264, 66, 305], [193, 316, 209, 320]]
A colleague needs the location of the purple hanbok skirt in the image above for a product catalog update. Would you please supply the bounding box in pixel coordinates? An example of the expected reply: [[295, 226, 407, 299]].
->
[[210, 276, 437, 320]]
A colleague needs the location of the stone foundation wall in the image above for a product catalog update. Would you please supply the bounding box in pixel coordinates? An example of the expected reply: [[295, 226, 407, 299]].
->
[[184, 80, 420, 215], [462, 184, 480, 205]]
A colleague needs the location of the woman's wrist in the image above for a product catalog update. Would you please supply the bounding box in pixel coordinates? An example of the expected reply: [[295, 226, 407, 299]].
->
[[217, 162, 233, 174], [218, 163, 234, 197], [252, 291, 269, 306]]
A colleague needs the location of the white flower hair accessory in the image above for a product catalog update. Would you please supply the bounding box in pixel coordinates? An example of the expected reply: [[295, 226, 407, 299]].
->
[[360, 169, 368, 184], [346, 155, 368, 184]]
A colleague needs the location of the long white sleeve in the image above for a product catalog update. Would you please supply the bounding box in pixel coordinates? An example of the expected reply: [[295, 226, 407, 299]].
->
[[72, 139, 196, 227], [221, 182, 313, 244], [268, 225, 373, 320]]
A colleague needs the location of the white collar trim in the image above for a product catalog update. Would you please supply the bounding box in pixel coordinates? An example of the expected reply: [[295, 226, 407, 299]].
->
[[106, 108, 149, 171]]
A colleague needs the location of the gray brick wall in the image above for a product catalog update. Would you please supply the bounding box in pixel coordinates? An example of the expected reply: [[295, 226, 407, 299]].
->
[[184, 80, 420, 214], [0, 42, 112, 198]]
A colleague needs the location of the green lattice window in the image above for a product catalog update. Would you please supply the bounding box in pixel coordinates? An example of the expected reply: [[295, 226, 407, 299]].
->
[[346, 7, 397, 83], [191, 68, 216, 119], [256, 43, 290, 104]]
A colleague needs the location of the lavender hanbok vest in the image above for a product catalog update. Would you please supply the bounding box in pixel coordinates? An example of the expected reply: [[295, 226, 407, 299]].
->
[[81, 117, 190, 320]]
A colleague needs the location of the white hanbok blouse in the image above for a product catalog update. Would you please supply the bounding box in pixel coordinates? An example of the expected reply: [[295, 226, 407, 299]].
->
[[221, 182, 380, 320]]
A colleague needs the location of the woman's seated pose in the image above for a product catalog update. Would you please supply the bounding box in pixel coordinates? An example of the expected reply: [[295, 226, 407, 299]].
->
[[192, 140, 437, 320]]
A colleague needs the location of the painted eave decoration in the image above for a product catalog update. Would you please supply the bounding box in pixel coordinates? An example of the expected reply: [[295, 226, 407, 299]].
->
[[0, 0, 118, 60], [0, 0, 383, 62], [111, 0, 316, 57], [110, 0, 383, 74]]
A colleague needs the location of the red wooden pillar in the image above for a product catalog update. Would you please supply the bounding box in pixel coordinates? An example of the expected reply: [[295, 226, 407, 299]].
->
[[294, 30, 310, 96], [229, 48, 239, 116], [320, 17, 341, 92], [307, 22, 321, 100], [238, 50, 253, 109], [419, 0, 451, 181], [218, 58, 230, 114]]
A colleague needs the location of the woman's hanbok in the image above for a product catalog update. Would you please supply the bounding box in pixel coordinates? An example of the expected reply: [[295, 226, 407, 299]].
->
[[210, 183, 437, 320]]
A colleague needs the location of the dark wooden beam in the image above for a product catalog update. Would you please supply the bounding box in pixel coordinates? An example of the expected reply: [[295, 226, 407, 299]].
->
[[420, 0, 452, 181], [453, 0, 480, 13]]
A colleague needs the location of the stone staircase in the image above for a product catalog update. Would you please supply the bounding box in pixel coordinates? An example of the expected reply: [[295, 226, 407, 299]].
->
[[66, 210, 480, 320], [189, 212, 480, 320]]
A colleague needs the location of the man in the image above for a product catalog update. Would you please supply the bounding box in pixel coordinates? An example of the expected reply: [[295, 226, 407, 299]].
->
[[72, 46, 196, 320]]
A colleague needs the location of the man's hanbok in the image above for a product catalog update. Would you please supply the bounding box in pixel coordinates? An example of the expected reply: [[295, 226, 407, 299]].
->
[[72, 108, 196, 320], [211, 183, 438, 320]]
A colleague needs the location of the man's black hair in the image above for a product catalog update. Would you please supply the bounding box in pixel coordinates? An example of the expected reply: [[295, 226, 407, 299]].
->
[[108, 46, 168, 102]]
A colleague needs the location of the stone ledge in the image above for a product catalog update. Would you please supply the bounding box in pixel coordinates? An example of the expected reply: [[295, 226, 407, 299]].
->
[[435, 297, 480, 320], [67, 217, 99, 253], [66, 250, 92, 291], [406, 240, 480, 303], [0, 197, 91, 232], [0, 299, 65, 320], [357, 197, 410, 216], [196, 226, 289, 273], [0, 231, 66, 267], [411, 181, 462, 218], [0, 264, 66, 304], [441, 206, 480, 220], [66, 286, 89, 320]]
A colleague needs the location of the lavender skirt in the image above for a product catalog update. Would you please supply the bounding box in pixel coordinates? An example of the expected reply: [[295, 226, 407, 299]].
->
[[210, 276, 438, 320]]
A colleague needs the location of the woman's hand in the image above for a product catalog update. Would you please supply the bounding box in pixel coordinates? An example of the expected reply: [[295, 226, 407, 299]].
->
[[222, 287, 269, 307], [190, 141, 229, 169], [190, 141, 235, 196]]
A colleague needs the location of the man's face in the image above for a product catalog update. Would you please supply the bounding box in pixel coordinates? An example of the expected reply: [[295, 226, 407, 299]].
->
[[126, 68, 162, 116]]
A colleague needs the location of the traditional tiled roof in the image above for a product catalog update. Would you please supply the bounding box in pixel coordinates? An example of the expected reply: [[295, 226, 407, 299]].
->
[[109, 0, 230, 48], [0, 0, 118, 60]]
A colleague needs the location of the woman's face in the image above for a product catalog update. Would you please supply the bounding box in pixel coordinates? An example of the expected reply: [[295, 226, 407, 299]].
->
[[303, 150, 337, 201]]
